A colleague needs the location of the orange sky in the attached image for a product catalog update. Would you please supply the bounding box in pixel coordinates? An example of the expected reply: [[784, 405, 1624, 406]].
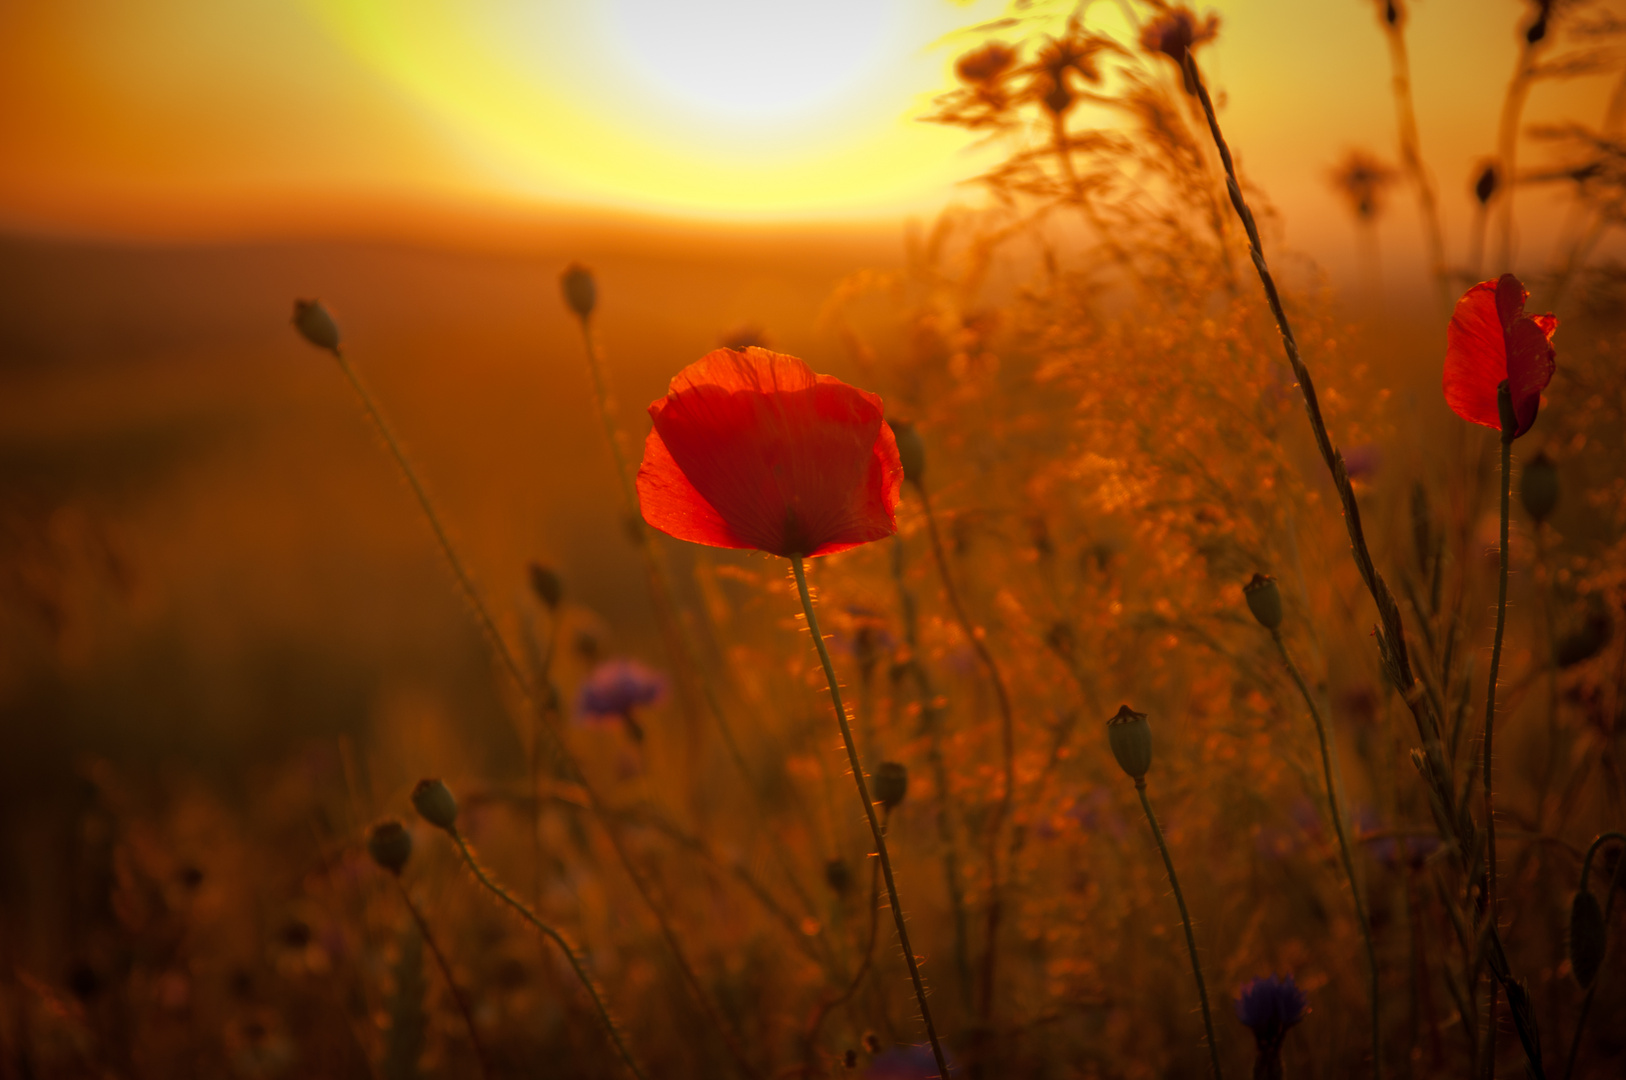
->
[[0, 0, 1617, 274]]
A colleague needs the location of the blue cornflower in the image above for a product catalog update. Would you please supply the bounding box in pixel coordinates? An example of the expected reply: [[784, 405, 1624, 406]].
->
[[575, 659, 667, 743], [1236, 974, 1308, 1066]]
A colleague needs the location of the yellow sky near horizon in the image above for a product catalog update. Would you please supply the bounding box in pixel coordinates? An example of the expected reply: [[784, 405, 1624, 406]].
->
[[0, 0, 1619, 275]]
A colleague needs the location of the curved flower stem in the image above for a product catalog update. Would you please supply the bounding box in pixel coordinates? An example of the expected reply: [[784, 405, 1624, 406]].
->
[[792, 555, 951, 1080], [915, 483, 1015, 1055], [1563, 834, 1626, 1080], [1270, 629, 1382, 1079], [394, 881, 495, 1080], [1133, 779, 1223, 1080], [447, 828, 650, 1080], [803, 814, 888, 1069], [328, 348, 759, 1079]]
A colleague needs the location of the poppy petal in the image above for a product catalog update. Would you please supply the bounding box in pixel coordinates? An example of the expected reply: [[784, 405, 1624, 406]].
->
[[636, 426, 754, 551], [1493, 272, 1527, 331], [1443, 279, 1506, 431], [1504, 315, 1556, 436], [637, 348, 902, 558]]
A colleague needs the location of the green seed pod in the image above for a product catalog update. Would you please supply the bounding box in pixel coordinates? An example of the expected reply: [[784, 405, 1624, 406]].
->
[[560, 263, 597, 320], [368, 820, 413, 876], [1243, 573, 1283, 631], [528, 562, 563, 611], [292, 299, 341, 354], [1520, 452, 1559, 523], [411, 779, 458, 832], [1569, 889, 1606, 989], [873, 761, 908, 811], [1107, 705, 1153, 782], [890, 421, 926, 488], [824, 858, 852, 896]]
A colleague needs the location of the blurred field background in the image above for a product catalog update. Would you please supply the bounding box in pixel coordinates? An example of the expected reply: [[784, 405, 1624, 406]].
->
[[4, 0, 1626, 1078]]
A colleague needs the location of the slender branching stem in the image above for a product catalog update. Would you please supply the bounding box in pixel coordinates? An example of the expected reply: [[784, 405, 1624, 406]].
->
[[329, 347, 759, 1078], [394, 881, 495, 1080], [1271, 629, 1382, 1079], [447, 829, 650, 1080], [1562, 833, 1626, 1080], [792, 555, 951, 1080], [1133, 779, 1223, 1080], [804, 815, 888, 1068]]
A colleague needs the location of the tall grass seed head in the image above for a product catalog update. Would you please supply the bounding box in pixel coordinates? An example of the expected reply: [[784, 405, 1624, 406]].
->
[[292, 299, 341, 354], [1519, 451, 1559, 522], [1569, 888, 1606, 988], [1244, 573, 1283, 630], [1106, 705, 1152, 781], [368, 820, 413, 875], [874, 761, 908, 810], [560, 263, 597, 319], [411, 779, 458, 831]]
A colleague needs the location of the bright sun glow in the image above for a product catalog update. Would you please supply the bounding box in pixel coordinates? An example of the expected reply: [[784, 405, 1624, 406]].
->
[[604, 0, 898, 121]]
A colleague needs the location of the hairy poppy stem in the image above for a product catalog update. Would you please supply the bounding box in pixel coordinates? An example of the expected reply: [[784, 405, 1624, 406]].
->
[[1133, 779, 1223, 1080], [1482, 394, 1515, 1080], [328, 347, 760, 1079], [394, 881, 495, 1080], [444, 828, 650, 1080], [1270, 629, 1382, 1077], [792, 555, 952, 1080]]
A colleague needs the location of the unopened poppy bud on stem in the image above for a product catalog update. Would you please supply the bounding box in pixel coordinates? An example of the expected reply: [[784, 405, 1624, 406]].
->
[[412, 779, 459, 831], [560, 263, 597, 320], [1569, 889, 1606, 988], [292, 299, 341, 355], [368, 820, 413, 875], [1107, 705, 1153, 782], [874, 761, 908, 811], [1244, 573, 1283, 630], [528, 562, 563, 611]]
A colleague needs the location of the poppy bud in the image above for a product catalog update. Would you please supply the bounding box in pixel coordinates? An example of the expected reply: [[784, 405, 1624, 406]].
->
[[1569, 889, 1606, 988], [292, 299, 341, 354], [874, 762, 908, 811], [1519, 452, 1559, 523], [1043, 77, 1074, 115], [411, 779, 458, 831], [1556, 603, 1612, 669], [560, 263, 597, 320], [528, 562, 563, 610], [891, 421, 926, 487], [1384, 0, 1399, 25], [843, 1048, 858, 1070], [1474, 164, 1499, 206], [368, 820, 413, 875], [825, 857, 853, 896], [1244, 574, 1283, 630], [1526, 16, 1547, 44], [1107, 705, 1152, 781]]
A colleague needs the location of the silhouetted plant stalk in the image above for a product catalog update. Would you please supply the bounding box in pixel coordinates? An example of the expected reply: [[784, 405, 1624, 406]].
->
[[910, 471, 1016, 1058], [1483, 384, 1517, 947], [1182, 51, 1549, 1079], [802, 810, 890, 1074], [1375, 0, 1449, 310], [393, 882, 495, 1080], [1493, 12, 1549, 271], [312, 330, 762, 1080], [791, 555, 952, 1080], [1248, 574, 1381, 1078], [892, 534, 976, 1012]]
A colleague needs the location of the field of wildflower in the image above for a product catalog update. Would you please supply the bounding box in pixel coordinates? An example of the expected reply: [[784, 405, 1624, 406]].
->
[[3, 1, 1626, 1078]]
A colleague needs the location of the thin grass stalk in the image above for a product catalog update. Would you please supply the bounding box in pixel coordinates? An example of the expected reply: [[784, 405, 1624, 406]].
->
[[1133, 778, 1223, 1080], [329, 348, 760, 1079], [394, 882, 495, 1080], [446, 828, 649, 1080], [1270, 629, 1382, 1079], [893, 535, 976, 1012], [1378, 4, 1450, 311], [792, 555, 951, 1080], [1494, 37, 1541, 272], [915, 484, 1015, 1053]]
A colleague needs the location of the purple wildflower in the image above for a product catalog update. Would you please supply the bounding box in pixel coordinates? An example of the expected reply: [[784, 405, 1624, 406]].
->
[[1236, 974, 1308, 1074], [575, 659, 667, 743]]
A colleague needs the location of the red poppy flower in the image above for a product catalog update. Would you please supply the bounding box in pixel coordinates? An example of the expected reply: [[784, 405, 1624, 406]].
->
[[636, 347, 904, 558], [1443, 273, 1557, 438]]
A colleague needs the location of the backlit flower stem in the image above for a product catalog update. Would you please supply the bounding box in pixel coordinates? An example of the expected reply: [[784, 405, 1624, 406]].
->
[[394, 881, 495, 1080], [792, 555, 952, 1080], [915, 483, 1016, 1046], [329, 348, 760, 1079], [1134, 778, 1224, 1080], [1270, 628, 1382, 1079], [446, 828, 650, 1080], [1484, 393, 1515, 945], [1563, 833, 1626, 1080]]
